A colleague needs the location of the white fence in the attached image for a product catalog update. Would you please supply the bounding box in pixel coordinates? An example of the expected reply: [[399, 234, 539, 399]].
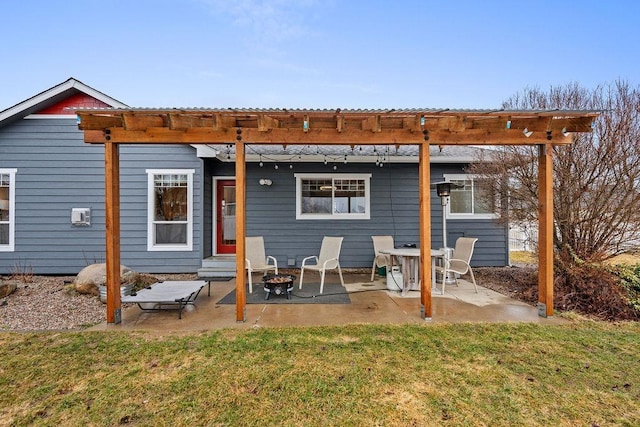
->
[[509, 224, 537, 252]]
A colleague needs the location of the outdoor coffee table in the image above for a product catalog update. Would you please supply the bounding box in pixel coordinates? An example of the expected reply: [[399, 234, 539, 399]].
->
[[262, 274, 296, 300]]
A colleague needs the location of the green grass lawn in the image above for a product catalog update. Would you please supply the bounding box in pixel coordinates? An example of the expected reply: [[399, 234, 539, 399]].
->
[[1, 321, 639, 426]]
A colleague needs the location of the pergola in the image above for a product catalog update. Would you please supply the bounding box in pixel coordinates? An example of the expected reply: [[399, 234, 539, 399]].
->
[[76, 108, 599, 324]]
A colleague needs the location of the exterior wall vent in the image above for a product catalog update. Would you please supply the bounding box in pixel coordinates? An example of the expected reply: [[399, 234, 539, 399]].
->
[[71, 208, 91, 226]]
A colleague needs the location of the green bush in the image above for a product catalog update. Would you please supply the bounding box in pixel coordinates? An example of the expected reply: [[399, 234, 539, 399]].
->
[[607, 264, 640, 313]]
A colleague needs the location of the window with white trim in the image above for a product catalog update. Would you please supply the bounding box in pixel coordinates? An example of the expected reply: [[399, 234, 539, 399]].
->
[[444, 174, 498, 219], [295, 173, 371, 220], [147, 169, 194, 251], [0, 169, 17, 252]]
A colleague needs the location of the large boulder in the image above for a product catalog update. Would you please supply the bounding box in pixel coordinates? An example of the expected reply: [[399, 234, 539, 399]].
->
[[74, 264, 134, 295]]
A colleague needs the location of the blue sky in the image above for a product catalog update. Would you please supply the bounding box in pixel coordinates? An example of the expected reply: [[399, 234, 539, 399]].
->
[[1, 0, 639, 110]]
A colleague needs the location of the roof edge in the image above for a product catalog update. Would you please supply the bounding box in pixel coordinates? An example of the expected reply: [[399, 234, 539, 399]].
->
[[0, 77, 128, 128]]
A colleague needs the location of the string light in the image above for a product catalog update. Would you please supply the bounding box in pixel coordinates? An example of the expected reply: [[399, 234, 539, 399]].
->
[[245, 144, 406, 169]]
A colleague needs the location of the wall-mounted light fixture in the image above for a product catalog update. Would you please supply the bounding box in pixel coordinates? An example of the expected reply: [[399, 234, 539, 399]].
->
[[259, 178, 272, 186]]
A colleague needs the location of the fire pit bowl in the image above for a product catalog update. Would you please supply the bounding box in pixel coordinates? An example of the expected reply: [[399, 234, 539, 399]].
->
[[262, 274, 296, 300]]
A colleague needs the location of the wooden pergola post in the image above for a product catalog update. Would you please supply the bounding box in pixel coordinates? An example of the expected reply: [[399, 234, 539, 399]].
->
[[419, 142, 433, 319], [235, 140, 246, 322], [538, 143, 554, 317], [105, 142, 121, 324]]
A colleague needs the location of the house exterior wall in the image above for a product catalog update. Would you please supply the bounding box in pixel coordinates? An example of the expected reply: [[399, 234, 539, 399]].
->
[[0, 116, 507, 275], [0, 118, 204, 275], [240, 161, 508, 268]]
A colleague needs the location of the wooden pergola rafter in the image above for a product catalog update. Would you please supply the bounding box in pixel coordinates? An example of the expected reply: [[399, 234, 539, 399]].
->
[[77, 108, 599, 324]]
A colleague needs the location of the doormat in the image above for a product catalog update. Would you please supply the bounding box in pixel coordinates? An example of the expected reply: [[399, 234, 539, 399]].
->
[[217, 282, 351, 304]]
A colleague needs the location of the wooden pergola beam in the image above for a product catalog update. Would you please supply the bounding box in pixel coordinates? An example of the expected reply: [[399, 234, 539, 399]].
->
[[78, 110, 598, 134], [81, 128, 575, 145]]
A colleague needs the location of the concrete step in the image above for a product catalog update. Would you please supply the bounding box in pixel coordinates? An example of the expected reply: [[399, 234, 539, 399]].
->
[[201, 255, 236, 269], [197, 267, 236, 279]]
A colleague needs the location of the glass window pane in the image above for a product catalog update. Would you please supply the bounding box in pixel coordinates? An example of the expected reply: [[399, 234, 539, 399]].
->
[[0, 224, 8, 245], [450, 180, 472, 214], [474, 185, 493, 214], [301, 179, 332, 214], [0, 174, 9, 222], [155, 223, 187, 244], [334, 179, 365, 214], [154, 174, 188, 221]]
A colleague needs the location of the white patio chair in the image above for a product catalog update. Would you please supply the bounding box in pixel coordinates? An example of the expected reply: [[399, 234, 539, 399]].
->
[[435, 237, 478, 294], [245, 236, 278, 293], [371, 235, 395, 281], [299, 236, 344, 294]]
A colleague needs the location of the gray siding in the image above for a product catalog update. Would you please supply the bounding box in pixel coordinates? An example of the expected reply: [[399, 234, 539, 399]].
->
[[241, 162, 508, 268], [0, 118, 204, 275], [118, 145, 204, 273]]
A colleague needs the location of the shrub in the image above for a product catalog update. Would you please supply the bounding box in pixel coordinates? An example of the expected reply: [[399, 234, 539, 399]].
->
[[555, 262, 640, 321], [606, 264, 640, 314]]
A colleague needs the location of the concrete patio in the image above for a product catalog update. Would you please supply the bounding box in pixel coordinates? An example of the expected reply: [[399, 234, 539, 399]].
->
[[89, 272, 566, 332]]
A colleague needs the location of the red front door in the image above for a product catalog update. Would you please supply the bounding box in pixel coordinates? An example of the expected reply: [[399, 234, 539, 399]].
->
[[216, 180, 236, 254]]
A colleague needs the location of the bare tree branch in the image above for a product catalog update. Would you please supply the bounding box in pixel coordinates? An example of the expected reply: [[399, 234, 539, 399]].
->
[[471, 81, 640, 263]]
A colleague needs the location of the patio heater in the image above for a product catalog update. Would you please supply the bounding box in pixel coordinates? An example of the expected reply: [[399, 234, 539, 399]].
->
[[432, 181, 462, 285]]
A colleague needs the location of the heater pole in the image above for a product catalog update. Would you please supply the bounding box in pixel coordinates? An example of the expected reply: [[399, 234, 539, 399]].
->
[[441, 197, 448, 249]]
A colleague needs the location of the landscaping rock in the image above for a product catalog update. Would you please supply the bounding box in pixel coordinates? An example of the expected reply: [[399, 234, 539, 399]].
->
[[74, 264, 133, 295], [0, 281, 17, 298]]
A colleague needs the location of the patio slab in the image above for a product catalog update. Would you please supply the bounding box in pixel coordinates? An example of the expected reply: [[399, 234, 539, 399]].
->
[[89, 273, 566, 332]]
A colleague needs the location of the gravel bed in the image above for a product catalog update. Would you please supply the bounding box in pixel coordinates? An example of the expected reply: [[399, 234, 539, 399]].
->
[[0, 274, 198, 332]]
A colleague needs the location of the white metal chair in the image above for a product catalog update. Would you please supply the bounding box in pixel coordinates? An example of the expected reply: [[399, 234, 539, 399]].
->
[[299, 236, 344, 294], [371, 235, 395, 281], [435, 237, 478, 294], [245, 236, 278, 293]]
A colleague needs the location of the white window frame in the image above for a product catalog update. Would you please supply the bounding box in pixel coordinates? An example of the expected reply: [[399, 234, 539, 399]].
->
[[146, 169, 194, 251], [295, 173, 371, 220], [443, 174, 498, 220], [0, 169, 17, 252]]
